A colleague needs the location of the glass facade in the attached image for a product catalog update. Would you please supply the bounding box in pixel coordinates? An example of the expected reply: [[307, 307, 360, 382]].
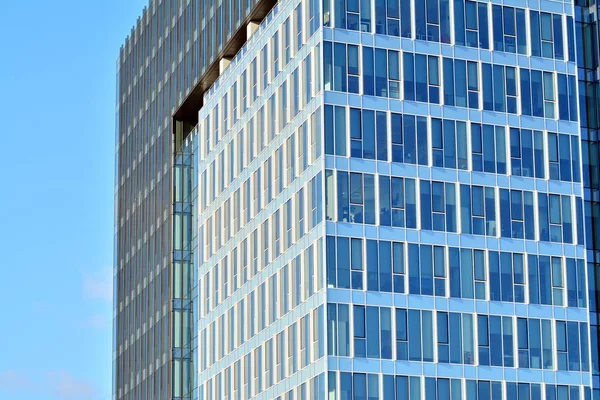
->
[[114, 0, 274, 399], [189, 4, 326, 395], [117, 0, 600, 399], [575, 0, 600, 398]]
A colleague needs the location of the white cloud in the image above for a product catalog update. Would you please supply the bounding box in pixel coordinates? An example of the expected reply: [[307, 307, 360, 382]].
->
[[84, 314, 111, 328], [48, 371, 97, 399], [0, 370, 34, 393], [0, 370, 99, 399], [82, 267, 113, 302]]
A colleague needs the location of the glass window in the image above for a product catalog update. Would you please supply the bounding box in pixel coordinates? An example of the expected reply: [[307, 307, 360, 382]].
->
[[363, 46, 374, 96], [325, 105, 347, 156], [379, 244, 393, 293], [403, 52, 414, 101], [396, 308, 408, 360], [482, 63, 493, 111], [467, 61, 479, 108], [400, 0, 412, 37], [404, 115, 418, 164], [520, 69, 531, 116], [375, 49, 388, 97], [366, 240, 378, 291], [531, 70, 544, 117], [454, 0, 465, 46], [388, 51, 400, 98], [443, 58, 454, 106], [337, 236, 350, 288], [351, 238, 363, 290], [415, 55, 428, 102], [455, 60, 467, 107], [348, 45, 360, 93], [393, 242, 406, 294], [408, 309, 422, 361], [530, 11, 541, 57]]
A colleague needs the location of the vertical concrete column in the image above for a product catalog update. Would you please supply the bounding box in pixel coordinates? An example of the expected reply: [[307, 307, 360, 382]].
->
[[247, 21, 260, 40], [219, 57, 232, 75]]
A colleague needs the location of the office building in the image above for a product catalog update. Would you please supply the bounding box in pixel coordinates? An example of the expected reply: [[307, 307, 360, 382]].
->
[[577, 0, 600, 397], [114, 0, 275, 397], [115, 0, 600, 398]]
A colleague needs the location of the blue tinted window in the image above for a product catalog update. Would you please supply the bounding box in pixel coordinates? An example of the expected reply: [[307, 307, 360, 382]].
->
[[421, 245, 433, 295], [388, 51, 400, 98], [324, 42, 333, 91], [408, 244, 420, 294], [454, 0, 465, 46], [571, 135, 581, 183], [400, 0, 411, 37], [520, 69, 532, 116], [503, 316, 514, 367], [420, 181, 432, 231], [417, 117, 429, 165], [443, 58, 455, 106], [558, 74, 569, 121], [348, 45, 359, 93], [362, 110, 375, 159], [482, 63, 493, 110], [422, 311, 434, 362], [503, 7, 516, 52], [367, 240, 378, 291], [449, 248, 461, 298], [440, 0, 451, 43], [530, 70, 544, 117], [415, 55, 428, 102], [483, 125, 495, 173], [415, 0, 426, 40], [377, 111, 388, 160], [375, 0, 386, 34], [567, 16, 575, 61], [541, 13, 553, 58], [340, 373, 352, 400], [467, 61, 479, 108], [360, 0, 371, 32], [460, 249, 473, 299], [408, 310, 422, 361], [553, 14, 564, 59], [333, 43, 347, 92], [337, 236, 350, 288], [379, 242, 392, 293], [354, 373, 366, 400], [326, 236, 336, 287], [516, 8, 527, 54], [363, 47, 374, 96], [530, 11, 541, 56], [325, 105, 334, 155], [383, 375, 394, 400], [403, 53, 415, 100], [396, 309, 408, 360], [455, 60, 467, 107], [375, 49, 388, 97], [366, 306, 380, 358], [489, 251, 500, 301], [492, 5, 503, 51], [403, 115, 416, 164], [335, 106, 347, 156], [451, 313, 464, 363], [438, 312, 449, 363], [493, 65, 505, 112]]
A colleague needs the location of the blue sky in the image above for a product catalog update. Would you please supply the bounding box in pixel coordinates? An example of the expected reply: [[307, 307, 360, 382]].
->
[[0, 1, 147, 399]]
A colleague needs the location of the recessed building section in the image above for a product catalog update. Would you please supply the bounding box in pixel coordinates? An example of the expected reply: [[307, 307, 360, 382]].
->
[[172, 0, 277, 151], [114, 0, 277, 398]]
